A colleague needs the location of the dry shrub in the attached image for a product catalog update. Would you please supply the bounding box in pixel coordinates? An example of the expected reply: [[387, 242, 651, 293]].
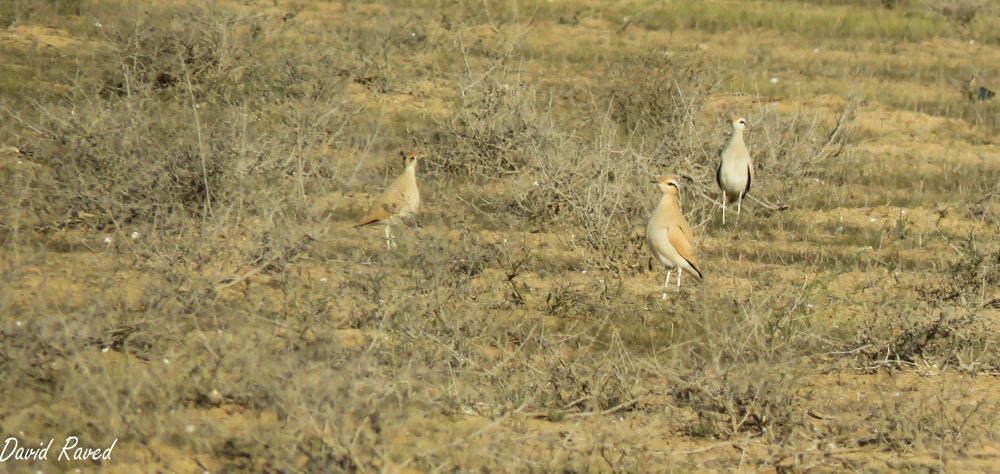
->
[[512, 132, 651, 270], [753, 101, 855, 182], [434, 64, 553, 178], [22, 97, 222, 229], [853, 305, 998, 371], [673, 365, 799, 440], [605, 52, 720, 216], [5, 4, 365, 236], [933, 242, 1000, 305], [97, 6, 262, 101], [851, 243, 1000, 371], [9, 5, 274, 229], [924, 0, 992, 27], [0, 0, 81, 27], [542, 339, 647, 413], [608, 51, 718, 159], [430, 59, 662, 269]]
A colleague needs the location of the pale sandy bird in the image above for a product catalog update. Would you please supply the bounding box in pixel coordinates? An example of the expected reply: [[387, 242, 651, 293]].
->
[[717, 117, 753, 224], [646, 175, 703, 295], [355, 151, 421, 248]]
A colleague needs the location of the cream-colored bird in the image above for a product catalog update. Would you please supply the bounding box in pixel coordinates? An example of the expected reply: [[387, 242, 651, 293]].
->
[[716, 117, 753, 224], [646, 175, 703, 295], [355, 151, 421, 248]]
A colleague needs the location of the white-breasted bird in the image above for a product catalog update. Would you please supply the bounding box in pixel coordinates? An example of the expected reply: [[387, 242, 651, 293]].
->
[[716, 117, 753, 224], [355, 151, 421, 248], [646, 175, 703, 295]]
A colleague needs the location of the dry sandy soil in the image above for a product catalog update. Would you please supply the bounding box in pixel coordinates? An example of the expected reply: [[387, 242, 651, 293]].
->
[[3, 0, 1000, 471]]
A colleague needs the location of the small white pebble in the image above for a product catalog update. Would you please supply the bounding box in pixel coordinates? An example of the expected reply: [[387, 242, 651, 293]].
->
[[806, 304, 814, 309], [813, 48, 819, 53], [970, 39, 975, 44], [103, 236, 113, 244], [532, 180, 540, 186], [503, 238, 507, 243], [769, 77, 778, 83], [319, 277, 327, 282], [599, 279, 604, 283], [870, 218, 877, 223], [95, 22, 102, 28], [835, 226, 844, 233], [162, 358, 170, 364], [16, 160, 22, 165], [130, 231, 140, 239], [839, 216, 844, 221], [185, 424, 195, 433], [101, 346, 110, 353], [15, 321, 21, 327], [581, 270, 587, 274], [900, 210, 906, 214], [410, 32, 416, 37], [832, 324, 839, 329]]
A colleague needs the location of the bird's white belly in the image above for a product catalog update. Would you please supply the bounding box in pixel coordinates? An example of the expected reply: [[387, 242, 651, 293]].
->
[[719, 161, 748, 195], [646, 225, 679, 269], [398, 192, 420, 217]]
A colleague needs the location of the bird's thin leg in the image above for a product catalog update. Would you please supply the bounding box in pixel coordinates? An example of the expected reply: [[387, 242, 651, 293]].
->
[[384, 224, 394, 249], [676, 270, 682, 289], [663, 270, 672, 289], [721, 191, 727, 225], [736, 196, 743, 226]]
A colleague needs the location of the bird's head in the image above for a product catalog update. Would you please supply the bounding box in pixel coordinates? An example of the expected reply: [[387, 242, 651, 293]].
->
[[655, 175, 681, 196], [400, 151, 419, 168], [731, 116, 748, 132]]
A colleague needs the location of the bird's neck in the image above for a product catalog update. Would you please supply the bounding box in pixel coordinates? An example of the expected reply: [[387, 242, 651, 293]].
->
[[660, 194, 680, 211], [729, 131, 745, 147]]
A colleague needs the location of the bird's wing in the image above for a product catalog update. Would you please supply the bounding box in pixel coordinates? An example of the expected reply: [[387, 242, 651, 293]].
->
[[356, 188, 404, 226], [743, 163, 753, 198], [669, 222, 703, 278]]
